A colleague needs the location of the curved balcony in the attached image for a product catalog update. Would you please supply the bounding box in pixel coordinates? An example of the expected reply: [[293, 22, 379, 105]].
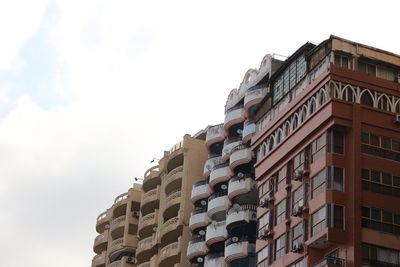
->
[[208, 191, 230, 221], [229, 145, 252, 171], [140, 186, 160, 216], [164, 166, 183, 195], [160, 216, 181, 246], [242, 120, 256, 144], [191, 180, 212, 204], [108, 235, 139, 255], [163, 189, 181, 219], [158, 241, 180, 266], [205, 124, 225, 151], [143, 165, 161, 192], [167, 141, 184, 172], [222, 138, 242, 162], [224, 105, 245, 133], [226, 204, 257, 232], [225, 236, 256, 263], [244, 85, 268, 116], [96, 210, 110, 234], [113, 192, 129, 218], [93, 232, 108, 254], [110, 215, 126, 239], [228, 174, 256, 200], [187, 237, 208, 261], [209, 163, 231, 188], [206, 220, 228, 246], [136, 236, 156, 263], [91, 252, 106, 267], [138, 210, 158, 239], [205, 252, 226, 267], [189, 209, 210, 233], [203, 156, 221, 178]]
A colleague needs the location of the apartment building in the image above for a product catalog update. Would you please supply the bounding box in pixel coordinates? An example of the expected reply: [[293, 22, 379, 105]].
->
[[252, 36, 400, 267], [187, 56, 283, 267], [135, 133, 208, 267], [92, 184, 142, 267]]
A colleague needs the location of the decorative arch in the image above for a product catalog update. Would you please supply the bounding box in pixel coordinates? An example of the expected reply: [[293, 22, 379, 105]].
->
[[309, 97, 317, 115], [360, 89, 375, 107], [377, 94, 393, 112]]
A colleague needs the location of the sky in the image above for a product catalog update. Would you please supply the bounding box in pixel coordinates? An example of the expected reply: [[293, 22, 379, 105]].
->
[[0, 0, 399, 266]]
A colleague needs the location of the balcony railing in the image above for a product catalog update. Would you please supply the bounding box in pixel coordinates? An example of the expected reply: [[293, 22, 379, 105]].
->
[[312, 256, 346, 267], [160, 216, 179, 238], [206, 220, 227, 245], [187, 236, 208, 260], [205, 252, 225, 267], [114, 193, 128, 204], [159, 241, 179, 263], [204, 156, 222, 177], [111, 215, 126, 226], [206, 124, 224, 145]]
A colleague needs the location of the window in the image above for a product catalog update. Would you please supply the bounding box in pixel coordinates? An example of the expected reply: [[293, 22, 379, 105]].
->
[[330, 205, 344, 229], [358, 60, 396, 82], [275, 199, 287, 224], [334, 54, 351, 69], [259, 178, 273, 198], [289, 257, 308, 267], [311, 207, 326, 236], [361, 132, 400, 162], [362, 206, 400, 235], [362, 243, 399, 265], [276, 165, 288, 191], [293, 148, 310, 175], [292, 185, 306, 210], [292, 221, 305, 248], [312, 133, 327, 162], [274, 233, 287, 260], [361, 168, 400, 198], [258, 211, 271, 233], [358, 61, 377, 76], [257, 245, 270, 267], [328, 130, 345, 154], [311, 166, 344, 198]]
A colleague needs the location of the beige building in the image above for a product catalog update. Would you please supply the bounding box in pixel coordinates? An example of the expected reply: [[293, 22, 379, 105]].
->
[[92, 184, 142, 267], [136, 133, 208, 267]]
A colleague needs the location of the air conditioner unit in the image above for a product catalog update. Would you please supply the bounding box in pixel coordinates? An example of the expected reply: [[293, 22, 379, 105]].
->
[[292, 243, 303, 252], [260, 198, 268, 208], [292, 206, 303, 217], [294, 169, 303, 180], [394, 114, 400, 125], [258, 229, 267, 240], [126, 256, 136, 264], [132, 211, 140, 218]]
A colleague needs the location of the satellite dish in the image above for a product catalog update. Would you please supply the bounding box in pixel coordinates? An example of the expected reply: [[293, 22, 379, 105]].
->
[[199, 230, 206, 236], [237, 172, 244, 178], [221, 184, 228, 190], [200, 200, 207, 206], [232, 236, 239, 242], [197, 257, 204, 263]]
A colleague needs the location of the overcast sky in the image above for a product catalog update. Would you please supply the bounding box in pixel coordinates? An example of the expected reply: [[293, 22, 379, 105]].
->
[[0, 0, 399, 266]]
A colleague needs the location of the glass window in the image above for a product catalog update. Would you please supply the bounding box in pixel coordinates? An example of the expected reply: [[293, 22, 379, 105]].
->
[[312, 169, 326, 198], [311, 206, 326, 236], [276, 165, 288, 191], [276, 199, 287, 224], [312, 133, 327, 162], [274, 233, 287, 260], [292, 222, 304, 247], [293, 185, 305, 209]]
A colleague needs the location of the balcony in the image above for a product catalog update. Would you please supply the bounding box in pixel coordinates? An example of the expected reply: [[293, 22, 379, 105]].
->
[[209, 163, 231, 188], [189, 209, 210, 232], [191, 180, 212, 204], [206, 220, 228, 246], [204, 156, 221, 178], [244, 85, 268, 116], [143, 165, 161, 192], [136, 236, 156, 264], [312, 256, 346, 267], [224, 105, 245, 133], [242, 120, 256, 143], [222, 138, 242, 162], [110, 215, 126, 239], [108, 235, 138, 255], [140, 186, 160, 216], [229, 145, 252, 171], [108, 256, 136, 267], [137, 262, 151, 267], [96, 210, 111, 233], [160, 216, 181, 246], [205, 252, 226, 267], [158, 241, 180, 266], [164, 166, 183, 195], [205, 124, 225, 151], [224, 236, 256, 263], [113, 192, 129, 217], [228, 174, 256, 200], [138, 210, 158, 239], [187, 237, 208, 261], [208, 191, 230, 221], [226, 204, 257, 232], [163, 189, 181, 219], [91, 252, 106, 267], [93, 232, 108, 254]]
